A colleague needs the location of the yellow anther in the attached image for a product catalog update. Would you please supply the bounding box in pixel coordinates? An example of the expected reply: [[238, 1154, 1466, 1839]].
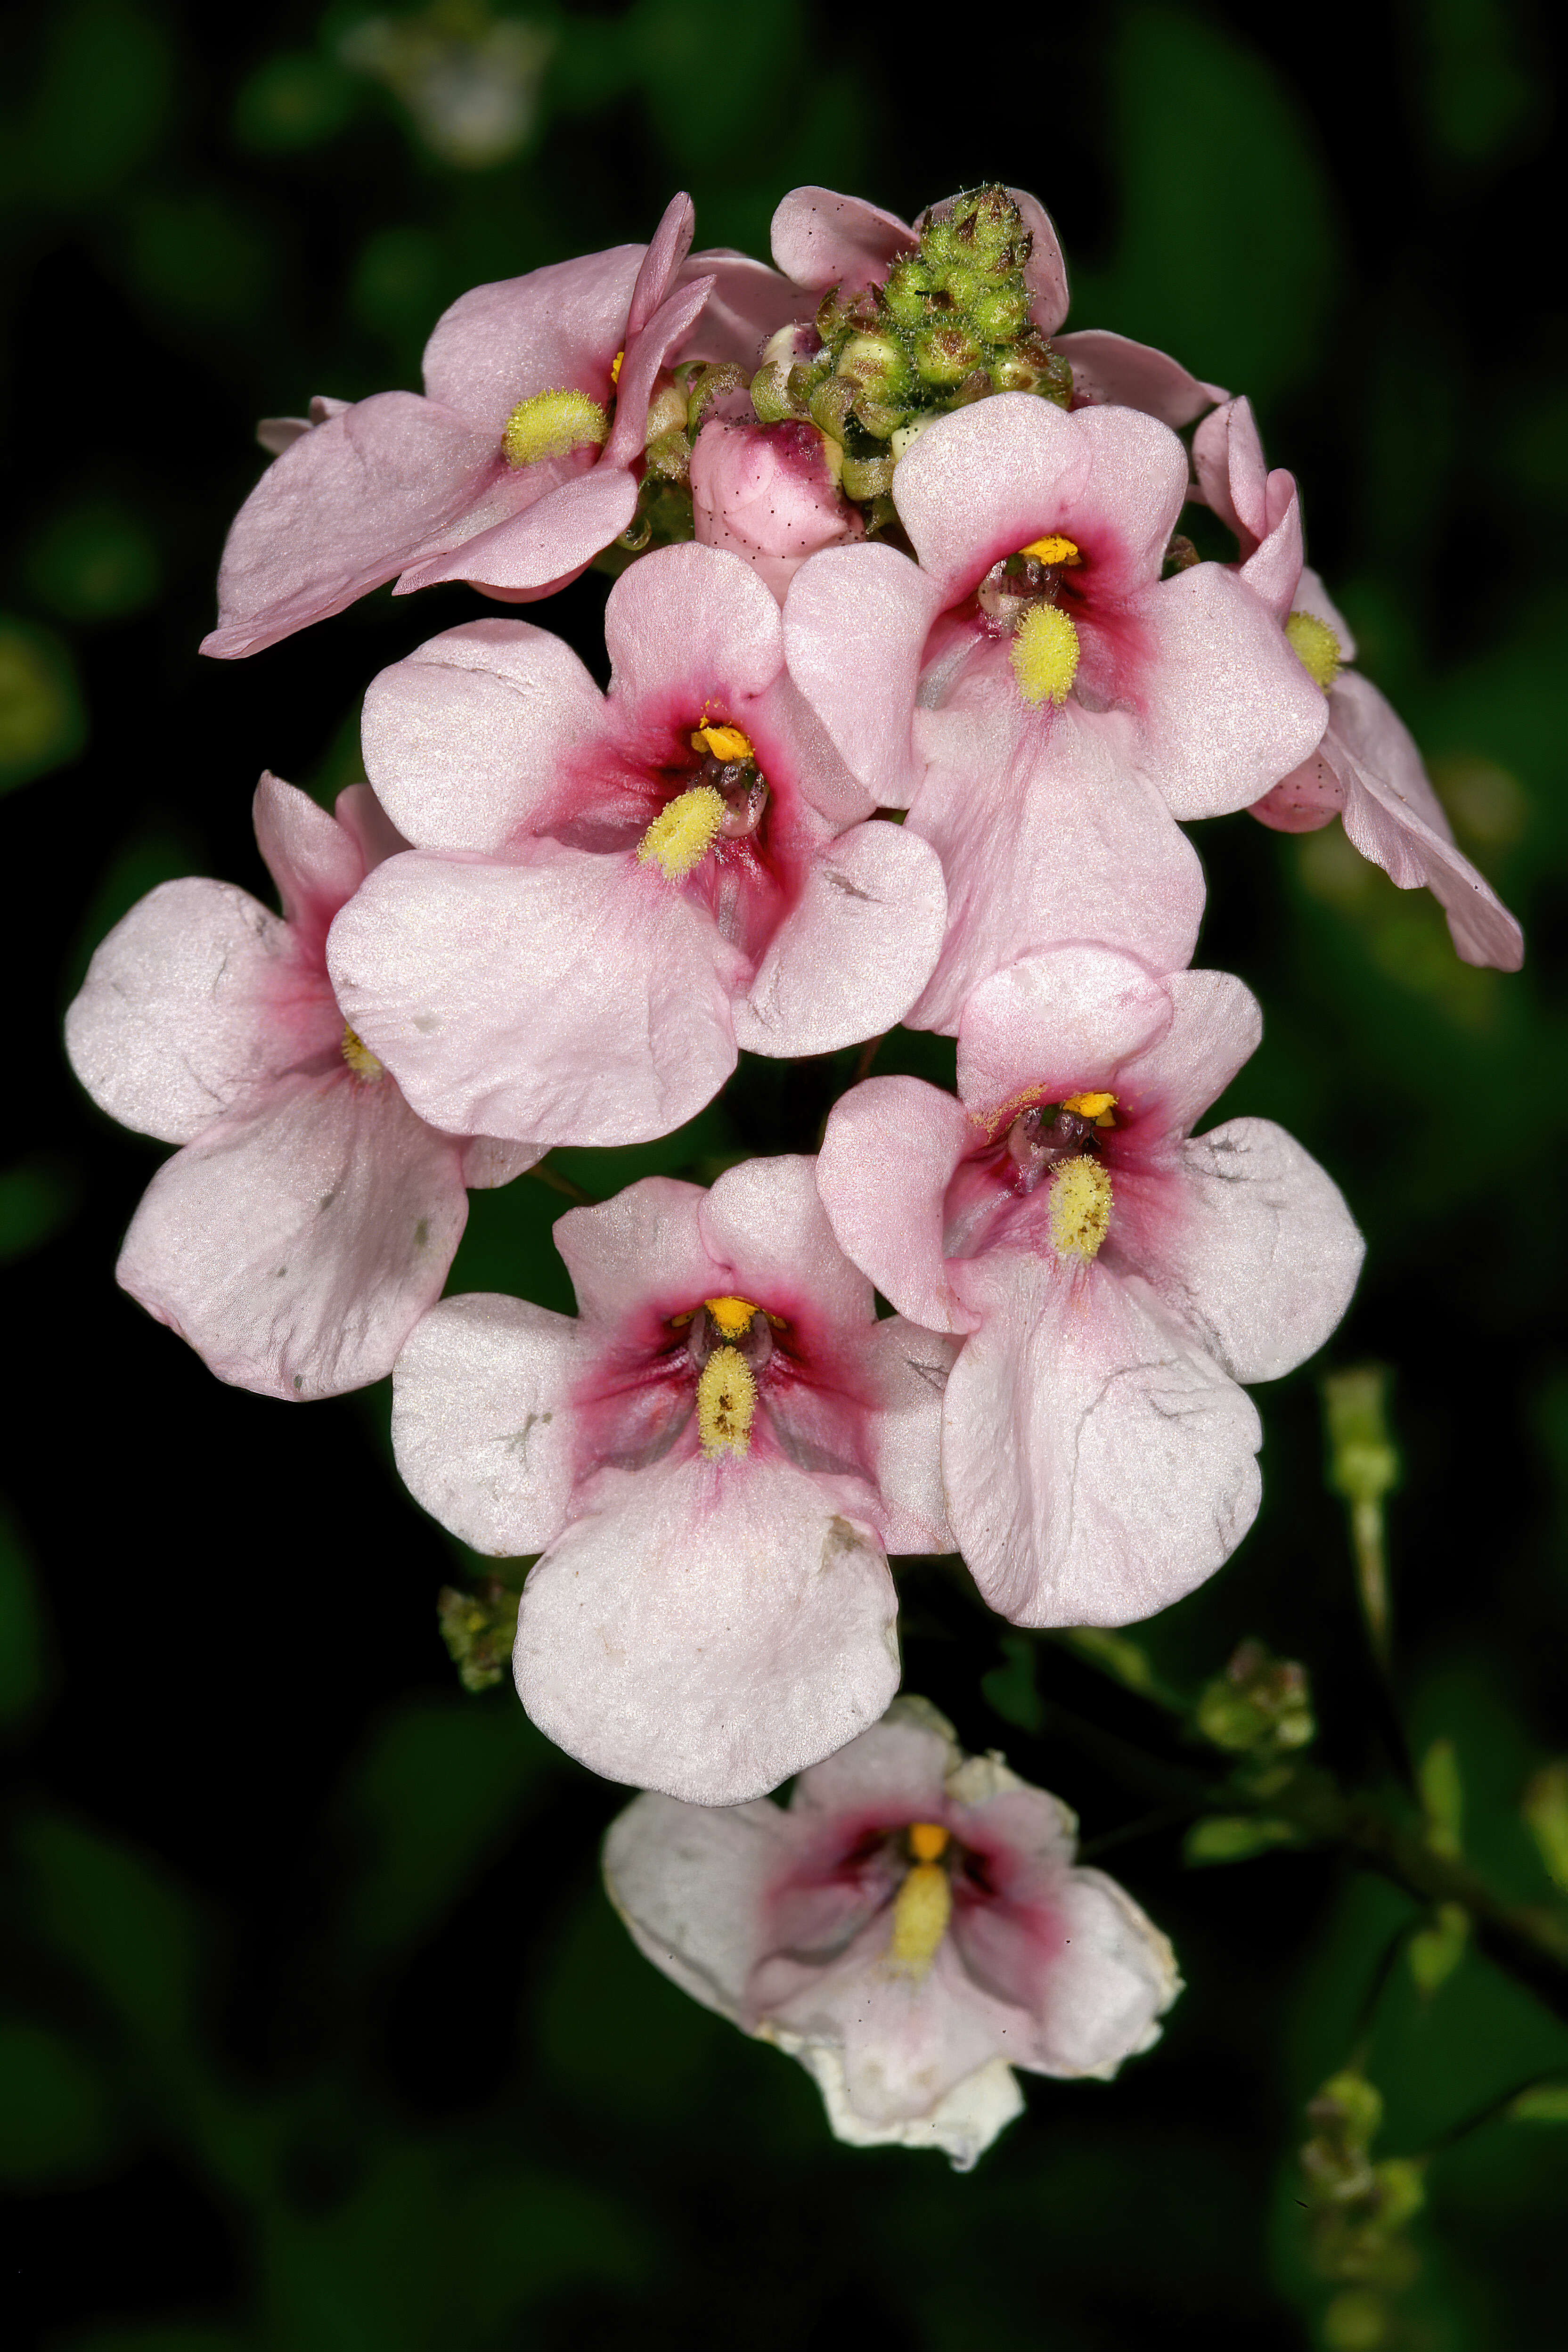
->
[[1049, 1155, 1112, 1261], [697, 1344, 755, 1459], [1020, 533, 1082, 566], [636, 785, 726, 880], [908, 1821, 949, 1863], [690, 722, 754, 763], [340, 1024, 384, 1081], [1285, 610, 1343, 692], [889, 1861, 952, 1978], [703, 1296, 759, 1340], [1011, 603, 1080, 708], [610, 348, 624, 385], [1062, 1090, 1117, 1124], [501, 388, 610, 469]]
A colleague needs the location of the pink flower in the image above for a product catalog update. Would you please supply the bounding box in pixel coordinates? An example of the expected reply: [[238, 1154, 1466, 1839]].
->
[[604, 1696, 1180, 2169], [783, 394, 1326, 1029], [816, 945, 1364, 1627], [327, 542, 947, 1147], [689, 416, 864, 599], [1196, 398, 1523, 972], [390, 1160, 956, 1804], [769, 185, 1223, 425], [64, 777, 539, 1400], [201, 195, 787, 658]]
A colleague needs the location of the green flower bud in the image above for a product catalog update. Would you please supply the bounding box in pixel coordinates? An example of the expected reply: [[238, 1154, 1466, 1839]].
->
[[750, 361, 797, 425], [437, 1579, 521, 1694], [850, 396, 902, 441], [881, 256, 933, 326], [969, 282, 1030, 342], [913, 323, 983, 385], [1184, 1815, 1299, 1866], [807, 375, 858, 444], [1418, 1737, 1463, 1859], [840, 450, 896, 501], [956, 184, 1023, 256], [1408, 1901, 1469, 1995], [643, 427, 692, 483], [1523, 1760, 1568, 1892], [935, 260, 981, 310], [1197, 1640, 1315, 1755], [836, 331, 911, 399]]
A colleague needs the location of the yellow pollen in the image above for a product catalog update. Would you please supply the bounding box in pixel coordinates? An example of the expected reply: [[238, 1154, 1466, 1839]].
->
[[908, 1821, 949, 1863], [1020, 533, 1082, 566], [610, 348, 624, 385], [340, 1023, 384, 1081], [690, 722, 754, 762], [501, 388, 610, 468], [697, 1345, 755, 1459], [1011, 603, 1080, 708], [889, 1861, 952, 1978], [637, 784, 726, 880], [1285, 610, 1343, 692], [1062, 1089, 1118, 1126], [1049, 1155, 1112, 1261], [704, 1295, 759, 1340]]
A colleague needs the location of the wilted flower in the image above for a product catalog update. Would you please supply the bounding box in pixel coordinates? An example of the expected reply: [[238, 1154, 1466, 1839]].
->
[[65, 777, 537, 1399], [816, 944, 1364, 1625], [604, 1696, 1180, 2169], [391, 1159, 956, 1803]]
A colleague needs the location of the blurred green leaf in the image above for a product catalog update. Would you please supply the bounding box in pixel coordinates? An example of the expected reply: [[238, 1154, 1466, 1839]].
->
[[1415, 0, 1544, 166], [452, 2164, 653, 2322], [129, 192, 271, 328], [1509, 2080, 1568, 2123], [0, 2017, 112, 2181], [17, 0, 172, 205], [0, 1154, 81, 1265], [0, 616, 87, 792], [1408, 1902, 1470, 1996], [233, 53, 358, 153], [25, 499, 162, 623], [981, 1631, 1046, 1734], [334, 1697, 557, 1959], [16, 1812, 204, 2046], [1184, 1815, 1300, 1865], [1072, 2, 1336, 408], [536, 1882, 729, 2118], [55, 2332, 242, 2352], [0, 1503, 49, 1727]]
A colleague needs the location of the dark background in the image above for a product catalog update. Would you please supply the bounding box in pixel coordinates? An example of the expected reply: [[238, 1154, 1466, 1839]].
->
[[3, 1, 1567, 2344]]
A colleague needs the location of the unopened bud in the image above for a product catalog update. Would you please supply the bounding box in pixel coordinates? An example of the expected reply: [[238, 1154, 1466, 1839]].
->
[[437, 1579, 522, 1694], [1184, 1815, 1299, 1865], [969, 281, 1030, 341], [642, 427, 691, 483], [643, 384, 689, 442], [912, 323, 983, 386], [1323, 1366, 1400, 1506], [749, 361, 798, 425], [836, 332, 909, 398], [1408, 1900, 1469, 1995], [840, 450, 895, 502], [807, 375, 858, 444], [881, 255, 933, 327], [1418, 1738, 1463, 1860], [1196, 1639, 1315, 1755]]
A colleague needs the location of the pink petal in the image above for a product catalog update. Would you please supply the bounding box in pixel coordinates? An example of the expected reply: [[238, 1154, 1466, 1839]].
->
[[817, 1076, 978, 1336], [1237, 480, 1304, 625], [731, 817, 947, 1058], [360, 619, 604, 851], [603, 1790, 792, 2021], [894, 397, 1188, 604], [253, 772, 367, 943], [697, 1154, 874, 1331], [513, 1454, 901, 1804], [65, 877, 335, 1145], [327, 843, 743, 1147], [1134, 562, 1328, 819], [1114, 967, 1262, 1136], [391, 1290, 588, 1553], [603, 272, 715, 470], [116, 1066, 466, 1400], [905, 716, 1206, 1036], [1020, 1868, 1179, 2077], [941, 1250, 1262, 1627], [334, 782, 410, 876], [858, 1316, 960, 1555], [955, 946, 1175, 1119], [553, 1176, 721, 1331], [780, 1944, 1017, 2129], [202, 394, 499, 659], [1056, 328, 1225, 426], [624, 193, 696, 341], [690, 418, 865, 604], [1325, 676, 1524, 970], [604, 539, 784, 708], [1008, 188, 1070, 339], [769, 187, 915, 292], [392, 461, 640, 598], [789, 1701, 956, 1819], [458, 1135, 544, 1189], [420, 244, 643, 435], [783, 542, 944, 809], [1249, 754, 1346, 834], [680, 252, 805, 366], [1119, 1117, 1364, 1384], [1191, 396, 1266, 544]]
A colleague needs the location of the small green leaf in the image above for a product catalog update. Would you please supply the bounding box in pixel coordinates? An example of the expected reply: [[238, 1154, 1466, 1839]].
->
[[1184, 1815, 1299, 1865], [1508, 2080, 1568, 2123]]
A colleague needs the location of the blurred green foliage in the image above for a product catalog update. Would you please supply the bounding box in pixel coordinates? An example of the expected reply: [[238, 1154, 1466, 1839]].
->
[[5, 0, 1567, 2345]]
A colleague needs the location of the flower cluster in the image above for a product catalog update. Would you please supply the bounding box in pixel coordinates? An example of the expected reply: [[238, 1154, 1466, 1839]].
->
[[68, 181, 1521, 2164]]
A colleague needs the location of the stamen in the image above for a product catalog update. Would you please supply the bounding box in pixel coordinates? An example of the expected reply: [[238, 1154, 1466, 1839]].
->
[[697, 1345, 755, 1459], [690, 722, 754, 762], [637, 785, 726, 880], [703, 1296, 759, 1340], [502, 389, 610, 469], [1062, 1090, 1117, 1126], [1011, 603, 1080, 708], [340, 1024, 384, 1081], [1049, 1155, 1112, 1261], [908, 1821, 949, 1862], [610, 348, 624, 385], [1285, 611, 1343, 692], [1020, 533, 1082, 566], [889, 1860, 952, 1978]]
